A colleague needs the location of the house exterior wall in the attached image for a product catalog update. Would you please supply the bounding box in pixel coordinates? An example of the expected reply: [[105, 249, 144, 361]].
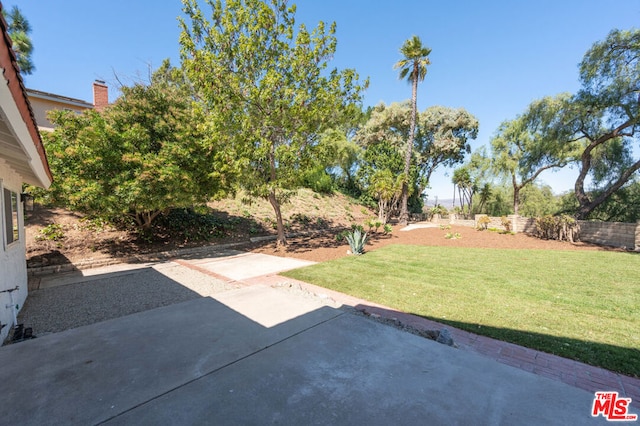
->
[[0, 161, 28, 343], [28, 96, 91, 131]]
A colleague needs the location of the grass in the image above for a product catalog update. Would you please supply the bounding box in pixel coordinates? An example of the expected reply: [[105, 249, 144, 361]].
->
[[282, 245, 640, 377]]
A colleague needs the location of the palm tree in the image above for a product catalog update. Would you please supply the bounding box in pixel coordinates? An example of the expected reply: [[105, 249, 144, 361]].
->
[[393, 35, 431, 224]]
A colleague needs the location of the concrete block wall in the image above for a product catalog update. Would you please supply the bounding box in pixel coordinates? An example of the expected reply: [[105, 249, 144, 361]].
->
[[423, 214, 639, 251], [473, 214, 508, 231], [512, 216, 536, 233], [577, 220, 639, 251]]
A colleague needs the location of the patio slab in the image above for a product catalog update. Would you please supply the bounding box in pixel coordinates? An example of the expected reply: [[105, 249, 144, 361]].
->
[[1, 284, 608, 425]]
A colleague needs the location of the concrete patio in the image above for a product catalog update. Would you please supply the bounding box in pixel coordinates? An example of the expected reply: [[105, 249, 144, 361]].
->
[[1, 251, 619, 424]]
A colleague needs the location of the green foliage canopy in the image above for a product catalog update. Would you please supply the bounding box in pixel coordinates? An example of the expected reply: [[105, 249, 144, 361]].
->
[[42, 63, 226, 231], [356, 102, 478, 218], [548, 29, 640, 219], [2, 5, 35, 75], [490, 94, 579, 215], [179, 0, 367, 245]]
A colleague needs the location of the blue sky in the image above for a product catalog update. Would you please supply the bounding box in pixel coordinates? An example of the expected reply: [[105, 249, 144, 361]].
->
[[7, 0, 640, 201]]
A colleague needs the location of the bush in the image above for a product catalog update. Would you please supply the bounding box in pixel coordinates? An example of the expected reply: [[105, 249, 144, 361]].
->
[[501, 216, 511, 232], [477, 215, 491, 230], [35, 224, 65, 241], [301, 166, 334, 194], [345, 228, 369, 255], [350, 223, 365, 233], [430, 204, 448, 216], [154, 208, 224, 241], [534, 214, 579, 242], [365, 218, 383, 233]]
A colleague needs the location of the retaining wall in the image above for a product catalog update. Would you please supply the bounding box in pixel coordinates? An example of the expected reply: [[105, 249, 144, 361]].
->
[[577, 220, 639, 251], [430, 214, 639, 251]]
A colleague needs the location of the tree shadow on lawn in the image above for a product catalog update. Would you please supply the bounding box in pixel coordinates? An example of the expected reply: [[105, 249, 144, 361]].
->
[[355, 303, 640, 380], [427, 313, 640, 379]]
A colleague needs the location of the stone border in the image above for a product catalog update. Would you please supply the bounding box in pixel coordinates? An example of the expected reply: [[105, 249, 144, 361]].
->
[[27, 241, 248, 277], [27, 229, 333, 277]]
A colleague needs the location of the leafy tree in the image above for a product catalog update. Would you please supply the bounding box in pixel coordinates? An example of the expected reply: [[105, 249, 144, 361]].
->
[[452, 167, 475, 216], [490, 94, 578, 215], [357, 102, 478, 217], [483, 185, 512, 217], [475, 183, 493, 214], [42, 63, 226, 232], [455, 147, 494, 215], [416, 106, 478, 190], [369, 169, 403, 224], [558, 181, 640, 222], [565, 29, 640, 219], [319, 128, 363, 195], [179, 0, 366, 246], [518, 184, 561, 217], [2, 6, 35, 75], [394, 35, 432, 224], [474, 181, 562, 218]]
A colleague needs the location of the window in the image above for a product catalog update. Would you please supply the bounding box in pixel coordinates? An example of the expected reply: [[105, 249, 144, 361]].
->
[[3, 188, 19, 245]]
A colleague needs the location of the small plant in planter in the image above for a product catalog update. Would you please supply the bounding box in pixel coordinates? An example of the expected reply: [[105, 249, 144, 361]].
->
[[345, 228, 368, 255], [501, 216, 512, 232], [477, 215, 491, 230]]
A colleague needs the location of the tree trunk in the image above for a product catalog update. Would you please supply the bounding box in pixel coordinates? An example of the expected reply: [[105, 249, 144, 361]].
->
[[268, 190, 287, 247], [267, 139, 286, 246], [399, 66, 419, 225], [573, 124, 640, 219], [575, 155, 640, 220], [378, 198, 388, 224], [511, 174, 520, 216]]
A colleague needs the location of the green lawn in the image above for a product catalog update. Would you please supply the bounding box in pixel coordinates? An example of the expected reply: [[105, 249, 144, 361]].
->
[[281, 245, 640, 377]]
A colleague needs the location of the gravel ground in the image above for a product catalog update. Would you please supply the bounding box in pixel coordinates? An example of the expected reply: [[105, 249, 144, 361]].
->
[[13, 262, 240, 339]]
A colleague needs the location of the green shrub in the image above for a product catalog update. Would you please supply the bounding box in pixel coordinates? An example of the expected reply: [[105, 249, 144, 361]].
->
[[365, 218, 383, 232], [350, 223, 364, 233], [78, 217, 109, 232], [345, 228, 369, 255], [534, 214, 579, 242], [335, 230, 347, 242], [430, 204, 448, 216], [155, 208, 224, 241], [35, 224, 65, 241], [383, 224, 392, 235], [301, 166, 333, 194]]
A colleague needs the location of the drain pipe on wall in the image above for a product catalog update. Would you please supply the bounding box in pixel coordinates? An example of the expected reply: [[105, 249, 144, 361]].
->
[[1, 286, 20, 329]]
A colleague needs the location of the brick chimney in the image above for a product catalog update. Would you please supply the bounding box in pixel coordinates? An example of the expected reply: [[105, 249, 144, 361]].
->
[[92, 80, 109, 111]]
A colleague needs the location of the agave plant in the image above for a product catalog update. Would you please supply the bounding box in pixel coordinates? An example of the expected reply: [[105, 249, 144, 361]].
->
[[345, 228, 368, 255]]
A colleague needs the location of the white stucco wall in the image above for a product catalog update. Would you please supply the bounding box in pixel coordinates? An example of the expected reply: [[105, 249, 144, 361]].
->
[[0, 160, 28, 343]]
